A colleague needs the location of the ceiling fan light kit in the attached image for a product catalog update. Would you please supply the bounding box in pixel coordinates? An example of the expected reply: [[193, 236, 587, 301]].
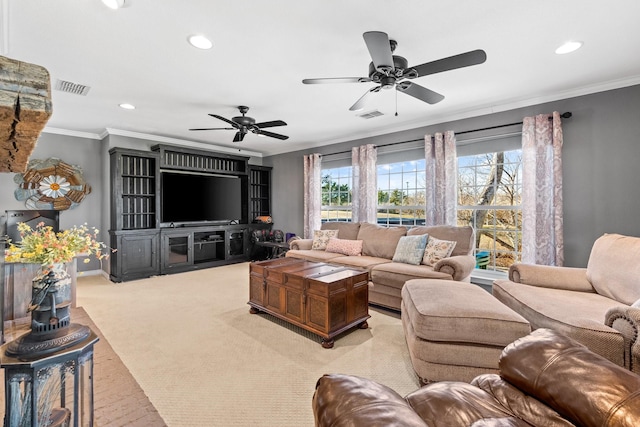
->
[[303, 31, 487, 111]]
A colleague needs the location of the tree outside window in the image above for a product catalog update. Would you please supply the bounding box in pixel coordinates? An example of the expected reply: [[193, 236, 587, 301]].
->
[[458, 150, 522, 272]]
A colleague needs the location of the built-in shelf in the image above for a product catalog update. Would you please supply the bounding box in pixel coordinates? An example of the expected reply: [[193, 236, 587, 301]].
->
[[109, 145, 273, 282]]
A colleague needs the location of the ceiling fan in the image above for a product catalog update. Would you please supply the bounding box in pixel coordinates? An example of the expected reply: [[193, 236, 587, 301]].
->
[[189, 106, 288, 142], [302, 31, 487, 111]]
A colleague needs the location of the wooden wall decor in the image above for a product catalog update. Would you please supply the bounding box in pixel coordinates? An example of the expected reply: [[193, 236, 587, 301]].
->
[[13, 158, 92, 210], [0, 55, 53, 173]]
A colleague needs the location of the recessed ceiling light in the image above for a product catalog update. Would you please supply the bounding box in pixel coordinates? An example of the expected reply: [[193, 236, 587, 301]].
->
[[119, 103, 135, 110], [555, 41, 583, 55], [188, 34, 213, 50], [101, 0, 130, 10]]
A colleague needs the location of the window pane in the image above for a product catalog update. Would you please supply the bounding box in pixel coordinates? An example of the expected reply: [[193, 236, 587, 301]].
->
[[457, 149, 523, 273]]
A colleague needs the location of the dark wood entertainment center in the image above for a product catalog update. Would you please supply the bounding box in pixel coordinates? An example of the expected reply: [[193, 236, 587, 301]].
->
[[109, 144, 272, 282]]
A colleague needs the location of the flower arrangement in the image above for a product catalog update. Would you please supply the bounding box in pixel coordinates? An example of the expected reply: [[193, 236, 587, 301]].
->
[[5, 222, 111, 268]]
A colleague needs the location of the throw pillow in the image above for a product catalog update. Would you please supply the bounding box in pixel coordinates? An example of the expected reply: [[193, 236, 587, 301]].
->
[[422, 236, 457, 266], [392, 234, 429, 265], [325, 238, 363, 256], [311, 229, 339, 250]]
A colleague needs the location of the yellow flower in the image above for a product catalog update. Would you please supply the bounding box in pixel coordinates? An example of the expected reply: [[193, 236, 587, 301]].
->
[[5, 222, 110, 268]]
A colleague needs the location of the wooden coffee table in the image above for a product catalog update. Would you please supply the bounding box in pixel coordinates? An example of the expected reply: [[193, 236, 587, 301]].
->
[[248, 258, 370, 348]]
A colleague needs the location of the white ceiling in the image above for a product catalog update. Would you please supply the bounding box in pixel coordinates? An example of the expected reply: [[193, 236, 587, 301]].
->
[[4, 1, 640, 157]]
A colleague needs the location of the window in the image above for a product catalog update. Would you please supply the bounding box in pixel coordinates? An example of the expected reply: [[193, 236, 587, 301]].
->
[[377, 160, 426, 226], [457, 150, 522, 272], [321, 166, 352, 222]]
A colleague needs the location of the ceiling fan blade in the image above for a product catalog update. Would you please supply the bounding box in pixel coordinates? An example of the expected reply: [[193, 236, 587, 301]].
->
[[397, 81, 444, 104], [410, 49, 487, 78], [302, 77, 371, 84], [233, 131, 246, 143], [349, 86, 381, 111], [254, 120, 287, 129], [363, 31, 394, 73], [209, 114, 239, 128], [189, 127, 235, 131], [258, 130, 289, 140]]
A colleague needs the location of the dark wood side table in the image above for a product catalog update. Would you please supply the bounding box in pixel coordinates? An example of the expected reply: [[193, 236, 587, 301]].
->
[[254, 241, 290, 259]]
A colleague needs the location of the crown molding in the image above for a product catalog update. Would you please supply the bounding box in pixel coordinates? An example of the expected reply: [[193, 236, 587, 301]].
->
[[40, 127, 264, 157], [104, 128, 264, 157], [42, 127, 103, 140]]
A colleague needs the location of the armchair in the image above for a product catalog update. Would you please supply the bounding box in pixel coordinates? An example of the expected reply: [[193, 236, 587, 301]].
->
[[493, 233, 640, 373]]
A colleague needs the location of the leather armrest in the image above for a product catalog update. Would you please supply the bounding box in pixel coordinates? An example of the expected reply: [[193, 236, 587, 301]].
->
[[312, 374, 428, 427], [499, 328, 640, 427], [433, 255, 476, 281], [605, 305, 640, 374], [290, 238, 313, 250], [508, 263, 594, 292]]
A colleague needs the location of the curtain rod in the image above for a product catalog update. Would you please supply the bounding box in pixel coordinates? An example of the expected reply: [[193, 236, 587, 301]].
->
[[321, 112, 572, 157]]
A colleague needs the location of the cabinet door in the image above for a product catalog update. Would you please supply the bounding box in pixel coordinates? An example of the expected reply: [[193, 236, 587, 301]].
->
[[110, 148, 158, 231], [161, 232, 193, 272], [264, 280, 285, 314], [111, 231, 159, 282], [226, 229, 246, 260]]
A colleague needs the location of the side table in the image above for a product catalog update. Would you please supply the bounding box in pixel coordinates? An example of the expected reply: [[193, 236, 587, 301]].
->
[[255, 241, 289, 259]]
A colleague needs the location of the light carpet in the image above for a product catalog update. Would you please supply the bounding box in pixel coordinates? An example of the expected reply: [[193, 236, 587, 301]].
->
[[76, 262, 420, 426]]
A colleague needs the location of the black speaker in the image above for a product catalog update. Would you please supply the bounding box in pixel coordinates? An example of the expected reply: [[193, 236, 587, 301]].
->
[[5, 210, 60, 245]]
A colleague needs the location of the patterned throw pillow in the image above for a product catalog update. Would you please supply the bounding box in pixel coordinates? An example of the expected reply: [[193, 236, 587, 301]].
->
[[325, 238, 363, 256], [422, 236, 457, 266], [311, 229, 339, 250], [392, 234, 429, 265]]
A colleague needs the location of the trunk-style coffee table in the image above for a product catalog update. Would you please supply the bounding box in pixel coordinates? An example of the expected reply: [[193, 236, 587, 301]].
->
[[249, 258, 370, 348]]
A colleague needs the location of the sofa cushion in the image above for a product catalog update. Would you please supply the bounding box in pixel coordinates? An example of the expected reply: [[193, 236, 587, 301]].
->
[[587, 233, 640, 305], [402, 279, 530, 346], [327, 255, 390, 270], [356, 223, 407, 259], [370, 263, 452, 290], [285, 249, 343, 263], [325, 238, 363, 256], [422, 236, 456, 266], [492, 279, 624, 366], [321, 222, 361, 240], [393, 235, 428, 265], [311, 229, 339, 250], [408, 225, 474, 256], [471, 374, 575, 427]]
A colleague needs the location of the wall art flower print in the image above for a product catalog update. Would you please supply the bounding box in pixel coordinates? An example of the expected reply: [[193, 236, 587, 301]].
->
[[39, 175, 71, 198], [14, 158, 92, 210]]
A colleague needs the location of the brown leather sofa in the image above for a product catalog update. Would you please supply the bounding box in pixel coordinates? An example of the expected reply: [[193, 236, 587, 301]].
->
[[312, 328, 640, 427], [287, 222, 476, 310]]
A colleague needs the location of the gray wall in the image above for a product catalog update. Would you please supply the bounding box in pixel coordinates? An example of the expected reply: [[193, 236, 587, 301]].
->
[[2, 84, 638, 273], [264, 84, 640, 268]]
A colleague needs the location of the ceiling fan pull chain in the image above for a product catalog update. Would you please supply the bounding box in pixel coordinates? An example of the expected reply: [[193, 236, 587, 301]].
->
[[395, 89, 398, 117]]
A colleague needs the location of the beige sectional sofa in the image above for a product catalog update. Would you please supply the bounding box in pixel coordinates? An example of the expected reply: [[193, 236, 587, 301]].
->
[[286, 222, 476, 311], [493, 233, 640, 373]]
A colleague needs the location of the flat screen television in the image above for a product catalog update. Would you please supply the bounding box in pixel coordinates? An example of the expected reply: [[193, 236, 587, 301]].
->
[[5, 210, 60, 244], [161, 171, 246, 226]]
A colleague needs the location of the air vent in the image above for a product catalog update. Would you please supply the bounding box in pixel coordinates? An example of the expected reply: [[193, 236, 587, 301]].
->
[[357, 110, 384, 119], [54, 79, 91, 96]]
